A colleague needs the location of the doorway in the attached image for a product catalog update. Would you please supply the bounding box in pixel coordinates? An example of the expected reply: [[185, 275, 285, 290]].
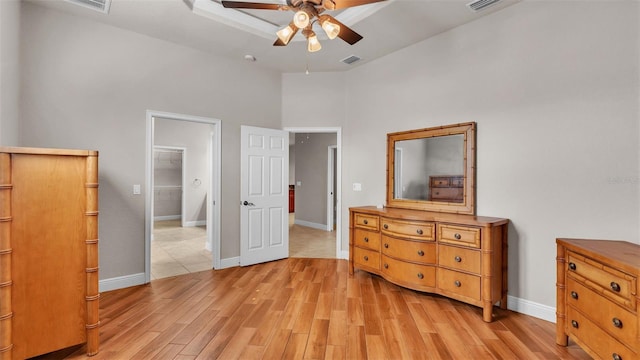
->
[[284, 127, 343, 259], [145, 110, 221, 283]]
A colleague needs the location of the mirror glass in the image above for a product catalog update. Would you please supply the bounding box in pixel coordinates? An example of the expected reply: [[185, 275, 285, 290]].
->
[[386, 122, 476, 214]]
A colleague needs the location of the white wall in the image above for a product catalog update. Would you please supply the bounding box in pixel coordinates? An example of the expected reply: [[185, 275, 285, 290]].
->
[[283, 1, 640, 315], [18, 3, 282, 280], [0, 0, 21, 145]]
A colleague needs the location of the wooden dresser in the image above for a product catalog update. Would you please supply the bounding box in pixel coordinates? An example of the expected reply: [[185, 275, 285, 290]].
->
[[349, 206, 509, 322], [429, 175, 463, 202], [0, 147, 100, 359], [556, 238, 639, 360]]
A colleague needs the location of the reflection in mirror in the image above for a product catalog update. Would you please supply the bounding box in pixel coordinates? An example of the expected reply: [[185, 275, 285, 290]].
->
[[394, 135, 464, 202]]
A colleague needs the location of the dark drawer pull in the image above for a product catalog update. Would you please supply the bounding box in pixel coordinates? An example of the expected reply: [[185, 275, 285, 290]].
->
[[417, 273, 424, 279], [571, 320, 579, 328], [454, 280, 461, 287], [570, 291, 578, 300], [363, 219, 368, 225], [454, 256, 462, 263], [417, 250, 424, 256], [612, 317, 623, 328], [384, 263, 388, 269], [613, 353, 622, 360], [364, 256, 369, 261], [383, 224, 388, 229], [454, 233, 462, 240], [416, 229, 423, 235], [384, 243, 389, 248], [568, 262, 576, 271], [610, 282, 621, 292], [364, 237, 369, 242]]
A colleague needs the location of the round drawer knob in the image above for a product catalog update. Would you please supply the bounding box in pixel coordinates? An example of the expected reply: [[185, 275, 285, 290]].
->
[[416, 229, 423, 235], [417, 273, 424, 279], [364, 237, 369, 242], [613, 353, 622, 360], [610, 282, 621, 292], [570, 291, 578, 300], [384, 263, 389, 269], [364, 256, 369, 261], [417, 250, 424, 256], [363, 219, 368, 225], [454, 280, 461, 287], [454, 256, 462, 263], [612, 318, 623, 328], [454, 233, 462, 240], [384, 243, 389, 248], [571, 320, 579, 329], [569, 262, 577, 271], [383, 224, 388, 229]]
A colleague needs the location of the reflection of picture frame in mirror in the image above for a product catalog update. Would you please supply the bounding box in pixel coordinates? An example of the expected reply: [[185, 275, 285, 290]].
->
[[386, 122, 476, 215]]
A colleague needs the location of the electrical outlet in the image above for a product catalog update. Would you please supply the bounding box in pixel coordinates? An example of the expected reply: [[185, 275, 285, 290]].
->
[[353, 183, 362, 191]]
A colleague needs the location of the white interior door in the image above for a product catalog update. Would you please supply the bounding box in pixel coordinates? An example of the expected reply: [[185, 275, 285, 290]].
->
[[240, 126, 289, 266]]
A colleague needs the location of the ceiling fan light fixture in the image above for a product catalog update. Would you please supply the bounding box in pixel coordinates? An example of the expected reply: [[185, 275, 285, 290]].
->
[[319, 16, 340, 40], [304, 30, 322, 52], [293, 10, 310, 28], [276, 22, 298, 45]]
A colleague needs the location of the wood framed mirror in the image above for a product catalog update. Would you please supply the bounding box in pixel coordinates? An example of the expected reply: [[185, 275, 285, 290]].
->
[[386, 122, 476, 215]]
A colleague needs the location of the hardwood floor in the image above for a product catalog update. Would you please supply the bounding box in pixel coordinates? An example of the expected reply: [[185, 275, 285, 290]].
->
[[38, 258, 588, 360]]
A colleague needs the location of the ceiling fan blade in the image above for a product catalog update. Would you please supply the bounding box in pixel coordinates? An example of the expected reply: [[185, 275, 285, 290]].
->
[[220, 1, 283, 10], [273, 38, 288, 46], [322, 0, 386, 10], [324, 15, 363, 45]]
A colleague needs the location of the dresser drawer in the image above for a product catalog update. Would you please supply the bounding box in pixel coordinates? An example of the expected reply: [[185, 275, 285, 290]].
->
[[354, 213, 379, 231], [438, 224, 481, 248], [381, 255, 436, 288], [437, 268, 481, 301], [438, 245, 481, 274], [430, 177, 452, 187], [354, 247, 380, 272], [381, 218, 435, 241], [567, 278, 637, 348], [567, 251, 637, 310], [430, 187, 463, 201], [381, 235, 436, 264], [354, 228, 380, 251], [567, 307, 636, 360]]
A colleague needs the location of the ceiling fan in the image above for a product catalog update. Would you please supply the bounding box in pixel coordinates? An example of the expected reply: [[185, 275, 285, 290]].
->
[[220, 0, 386, 52]]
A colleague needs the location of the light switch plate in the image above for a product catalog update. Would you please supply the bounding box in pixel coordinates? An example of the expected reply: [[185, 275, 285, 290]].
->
[[133, 184, 141, 195], [353, 183, 362, 191]]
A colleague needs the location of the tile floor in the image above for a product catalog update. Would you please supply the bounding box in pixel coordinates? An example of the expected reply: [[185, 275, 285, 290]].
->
[[151, 214, 337, 280]]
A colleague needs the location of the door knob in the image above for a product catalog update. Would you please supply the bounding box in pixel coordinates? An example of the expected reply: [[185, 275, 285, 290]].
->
[[242, 201, 255, 206]]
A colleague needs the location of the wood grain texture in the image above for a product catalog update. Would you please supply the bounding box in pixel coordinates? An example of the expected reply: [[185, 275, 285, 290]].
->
[[35, 258, 589, 359]]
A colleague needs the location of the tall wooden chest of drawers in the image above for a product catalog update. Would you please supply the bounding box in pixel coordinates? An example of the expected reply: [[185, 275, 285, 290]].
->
[[0, 147, 100, 359], [349, 206, 509, 322], [556, 238, 640, 360]]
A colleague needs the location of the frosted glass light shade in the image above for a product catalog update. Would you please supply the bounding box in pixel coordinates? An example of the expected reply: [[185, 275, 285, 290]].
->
[[321, 19, 340, 39], [293, 10, 310, 28], [307, 34, 321, 52], [276, 23, 297, 45]]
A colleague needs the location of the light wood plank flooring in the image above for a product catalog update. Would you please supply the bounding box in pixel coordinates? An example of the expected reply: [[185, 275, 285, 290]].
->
[[38, 258, 588, 359]]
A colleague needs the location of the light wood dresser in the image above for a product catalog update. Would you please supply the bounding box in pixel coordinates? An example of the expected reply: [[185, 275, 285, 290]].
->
[[0, 147, 100, 359], [556, 238, 639, 360], [349, 206, 509, 322], [428, 175, 463, 202]]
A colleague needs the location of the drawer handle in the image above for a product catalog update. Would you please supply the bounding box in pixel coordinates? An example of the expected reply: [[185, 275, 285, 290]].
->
[[363, 219, 368, 225], [612, 317, 623, 328], [364, 237, 369, 242], [417, 273, 424, 279], [383, 224, 388, 229], [568, 262, 576, 271], [364, 256, 369, 261], [613, 353, 622, 360], [454, 256, 462, 263], [384, 243, 389, 248], [454, 280, 461, 287], [416, 229, 423, 235], [454, 233, 462, 240], [384, 263, 388, 269], [417, 250, 424, 256], [610, 282, 621, 292], [570, 291, 578, 300], [571, 320, 579, 329]]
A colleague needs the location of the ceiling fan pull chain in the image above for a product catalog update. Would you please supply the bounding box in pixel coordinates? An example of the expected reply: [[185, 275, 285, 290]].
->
[[306, 51, 310, 75]]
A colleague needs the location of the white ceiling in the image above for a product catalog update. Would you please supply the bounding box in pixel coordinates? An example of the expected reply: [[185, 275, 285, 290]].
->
[[27, 0, 520, 73]]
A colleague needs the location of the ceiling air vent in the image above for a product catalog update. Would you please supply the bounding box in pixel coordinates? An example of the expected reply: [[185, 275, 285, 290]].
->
[[65, 0, 111, 14], [341, 55, 361, 65], [467, 0, 500, 12]]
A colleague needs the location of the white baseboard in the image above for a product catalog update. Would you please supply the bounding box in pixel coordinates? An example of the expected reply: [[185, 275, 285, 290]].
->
[[507, 295, 556, 322], [99, 272, 146, 292], [294, 219, 329, 231], [339, 250, 349, 260], [185, 220, 206, 227], [154, 215, 180, 221], [219, 256, 240, 269]]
